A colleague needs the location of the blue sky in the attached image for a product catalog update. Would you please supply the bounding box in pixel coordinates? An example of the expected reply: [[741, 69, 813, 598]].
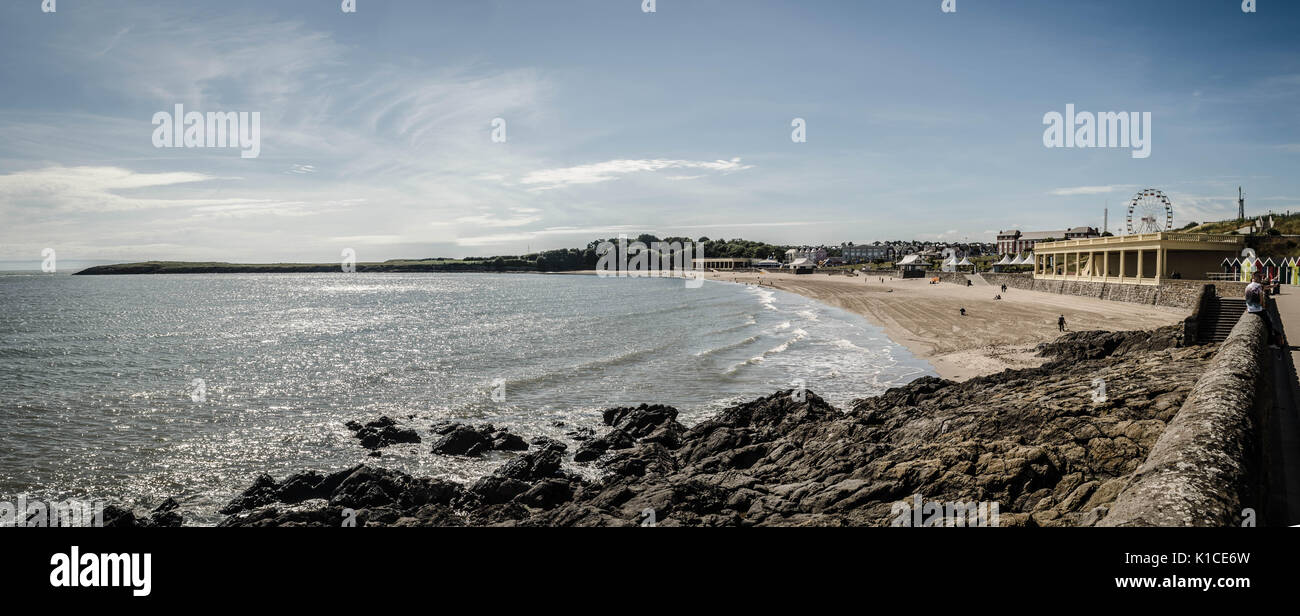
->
[[1, 0, 1297, 262]]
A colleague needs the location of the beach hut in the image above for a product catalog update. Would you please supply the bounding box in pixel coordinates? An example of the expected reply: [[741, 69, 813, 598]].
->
[[1279, 257, 1295, 285], [897, 254, 927, 279], [1222, 257, 1238, 278]]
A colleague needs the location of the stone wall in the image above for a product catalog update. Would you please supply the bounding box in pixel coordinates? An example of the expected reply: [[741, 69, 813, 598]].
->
[[972, 272, 1248, 310], [1100, 312, 1269, 526], [925, 271, 969, 286]]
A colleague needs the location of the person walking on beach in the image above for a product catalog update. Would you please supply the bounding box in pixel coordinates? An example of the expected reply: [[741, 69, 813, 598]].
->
[[960, 307, 966, 316], [1057, 315, 1066, 332]]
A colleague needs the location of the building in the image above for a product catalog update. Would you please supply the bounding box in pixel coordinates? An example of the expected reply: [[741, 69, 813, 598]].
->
[[784, 258, 816, 273], [997, 227, 1100, 256], [842, 244, 895, 263], [1032, 232, 1242, 284], [784, 246, 828, 264], [896, 254, 927, 278], [692, 258, 752, 270]]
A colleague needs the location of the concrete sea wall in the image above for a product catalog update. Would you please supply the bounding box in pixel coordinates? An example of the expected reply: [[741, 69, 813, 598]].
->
[[1100, 312, 1270, 526], [976, 272, 1247, 310]]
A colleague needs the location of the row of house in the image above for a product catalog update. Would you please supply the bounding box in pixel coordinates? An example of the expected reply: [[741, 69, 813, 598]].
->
[[995, 227, 1100, 256]]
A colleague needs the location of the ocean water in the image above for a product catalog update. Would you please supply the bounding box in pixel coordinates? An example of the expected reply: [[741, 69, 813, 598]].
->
[[0, 272, 934, 524]]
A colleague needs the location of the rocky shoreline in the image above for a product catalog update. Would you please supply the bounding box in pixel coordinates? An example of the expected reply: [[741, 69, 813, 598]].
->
[[106, 325, 1214, 527]]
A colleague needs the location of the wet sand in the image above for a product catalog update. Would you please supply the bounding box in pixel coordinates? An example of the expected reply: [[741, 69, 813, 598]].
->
[[701, 270, 1188, 381]]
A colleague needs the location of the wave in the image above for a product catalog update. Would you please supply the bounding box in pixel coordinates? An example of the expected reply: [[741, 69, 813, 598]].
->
[[724, 328, 809, 373], [694, 334, 762, 357]]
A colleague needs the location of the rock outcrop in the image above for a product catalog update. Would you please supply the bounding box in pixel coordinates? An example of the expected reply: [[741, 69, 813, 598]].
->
[[429, 422, 530, 456], [220, 326, 1217, 527], [344, 416, 421, 450]]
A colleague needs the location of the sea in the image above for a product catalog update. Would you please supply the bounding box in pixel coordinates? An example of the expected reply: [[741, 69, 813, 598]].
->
[[0, 271, 934, 524]]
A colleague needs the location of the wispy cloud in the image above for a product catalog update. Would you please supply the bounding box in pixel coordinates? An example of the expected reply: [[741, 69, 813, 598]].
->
[[520, 158, 754, 191], [1048, 185, 1135, 196], [0, 166, 232, 212]]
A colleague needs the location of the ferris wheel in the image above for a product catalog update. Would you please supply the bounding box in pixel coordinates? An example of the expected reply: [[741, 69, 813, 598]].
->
[[1126, 188, 1174, 234]]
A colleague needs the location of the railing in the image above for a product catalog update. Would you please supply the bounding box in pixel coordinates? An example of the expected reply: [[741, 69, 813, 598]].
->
[[1205, 272, 1243, 281], [1034, 272, 1160, 285], [1036, 232, 1242, 250]]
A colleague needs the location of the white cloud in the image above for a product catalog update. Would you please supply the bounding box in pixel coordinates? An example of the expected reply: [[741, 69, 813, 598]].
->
[[0, 166, 233, 212], [1048, 185, 1134, 196], [520, 158, 754, 191], [455, 213, 543, 228]]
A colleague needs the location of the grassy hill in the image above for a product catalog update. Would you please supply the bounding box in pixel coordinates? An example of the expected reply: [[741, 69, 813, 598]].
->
[[1185, 211, 1300, 235]]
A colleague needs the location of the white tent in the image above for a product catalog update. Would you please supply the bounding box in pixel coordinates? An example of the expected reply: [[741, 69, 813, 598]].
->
[[956, 257, 973, 266], [994, 255, 1013, 266], [1008, 255, 1024, 265]]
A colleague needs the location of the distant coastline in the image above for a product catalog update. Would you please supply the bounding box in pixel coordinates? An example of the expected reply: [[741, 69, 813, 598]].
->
[[73, 260, 560, 275]]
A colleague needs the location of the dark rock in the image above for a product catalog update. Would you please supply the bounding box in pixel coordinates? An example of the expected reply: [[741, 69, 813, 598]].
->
[[468, 475, 531, 506], [431, 423, 531, 456], [219, 325, 1210, 527], [431, 425, 489, 455], [516, 479, 574, 509], [574, 429, 636, 462], [495, 448, 563, 482], [100, 505, 141, 528], [218, 473, 280, 514], [531, 436, 567, 453], [491, 431, 528, 451], [566, 427, 595, 441], [277, 471, 328, 503], [349, 417, 421, 450]]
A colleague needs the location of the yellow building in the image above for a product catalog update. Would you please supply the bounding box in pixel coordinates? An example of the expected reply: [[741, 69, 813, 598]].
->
[[1032, 232, 1242, 285]]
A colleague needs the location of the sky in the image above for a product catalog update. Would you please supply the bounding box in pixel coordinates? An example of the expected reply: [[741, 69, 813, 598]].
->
[[1, 0, 1298, 263]]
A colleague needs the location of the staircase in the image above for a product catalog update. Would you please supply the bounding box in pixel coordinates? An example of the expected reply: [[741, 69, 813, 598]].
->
[[966, 273, 991, 286], [1197, 297, 1247, 344]]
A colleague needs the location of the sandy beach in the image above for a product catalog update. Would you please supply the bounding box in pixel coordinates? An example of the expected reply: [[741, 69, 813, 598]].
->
[[699, 270, 1189, 381]]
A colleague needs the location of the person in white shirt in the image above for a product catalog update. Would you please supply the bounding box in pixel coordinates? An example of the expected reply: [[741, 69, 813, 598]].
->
[[1246, 272, 1283, 349]]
